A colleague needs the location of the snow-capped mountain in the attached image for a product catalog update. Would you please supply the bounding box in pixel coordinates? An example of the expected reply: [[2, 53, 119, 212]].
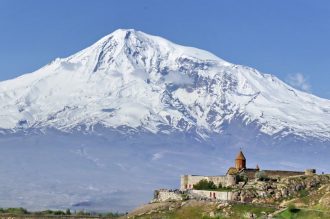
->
[[1, 29, 330, 139], [0, 29, 330, 212]]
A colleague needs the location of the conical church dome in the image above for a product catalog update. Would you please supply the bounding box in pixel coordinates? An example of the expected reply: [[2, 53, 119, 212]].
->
[[236, 150, 246, 160], [235, 150, 246, 170]]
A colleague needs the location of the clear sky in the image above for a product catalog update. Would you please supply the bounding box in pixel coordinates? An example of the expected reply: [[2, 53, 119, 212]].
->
[[1, 0, 330, 99]]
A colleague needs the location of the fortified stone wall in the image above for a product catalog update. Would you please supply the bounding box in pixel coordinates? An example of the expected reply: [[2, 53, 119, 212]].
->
[[189, 190, 234, 201], [181, 170, 308, 191], [264, 170, 304, 178], [153, 189, 183, 202], [180, 175, 235, 190], [181, 175, 205, 190]]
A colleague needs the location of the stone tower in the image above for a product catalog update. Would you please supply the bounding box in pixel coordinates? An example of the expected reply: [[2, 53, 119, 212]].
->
[[235, 150, 246, 171]]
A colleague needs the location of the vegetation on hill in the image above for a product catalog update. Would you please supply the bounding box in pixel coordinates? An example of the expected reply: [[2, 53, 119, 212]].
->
[[128, 200, 330, 219], [127, 200, 278, 219], [0, 208, 122, 218], [0, 207, 28, 215], [277, 205, 330, 219], [193, 179, 217, 190], [128, 175, 330, 219], [193, 180, 233, 192], [255, 170, 270, 181], [2, 175, 330, 218]]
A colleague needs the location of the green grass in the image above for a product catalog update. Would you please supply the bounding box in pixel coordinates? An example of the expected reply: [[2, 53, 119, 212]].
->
[[0, 207, 122, 218], [276, 208, 330, 219], [229, 203, 277, 218], [298, 189, 309, 198], [134, 203, 277, 219], [0, 208, 29, 214], [135, 206, 219, 219]]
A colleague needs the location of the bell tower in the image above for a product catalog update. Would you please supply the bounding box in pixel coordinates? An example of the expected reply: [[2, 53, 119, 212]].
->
[[235, 149, 246, 171]]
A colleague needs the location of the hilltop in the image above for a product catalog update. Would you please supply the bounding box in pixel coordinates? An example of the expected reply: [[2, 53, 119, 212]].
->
[[126, 174, 330, 219]]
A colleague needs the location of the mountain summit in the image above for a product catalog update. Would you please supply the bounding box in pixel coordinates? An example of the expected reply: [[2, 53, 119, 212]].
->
[[1, 29, 329, 139]]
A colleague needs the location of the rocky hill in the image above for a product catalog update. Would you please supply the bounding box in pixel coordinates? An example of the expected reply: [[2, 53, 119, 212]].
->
[[126, 174, 330, 219]]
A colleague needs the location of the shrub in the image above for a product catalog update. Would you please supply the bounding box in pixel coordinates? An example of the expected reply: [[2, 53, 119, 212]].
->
[[193, 179, 217, 190], [65, 209, 71, 215], [288, 203, 300, 213], [255, 171, 269, 181], [76, 210, 89, 216], [53, 210, 66, 215], [181, 193, 189, 200], [299, 189, 309, 198], [5, 208, 28, 215], [237, 172, 248, 183], [104, 212, 122, 218]]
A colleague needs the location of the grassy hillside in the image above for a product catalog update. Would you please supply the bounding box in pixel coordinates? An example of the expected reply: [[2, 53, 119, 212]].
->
[[277, 208, 330, 219], [126, 183, 330, 219], [125, 200, 278, 219]]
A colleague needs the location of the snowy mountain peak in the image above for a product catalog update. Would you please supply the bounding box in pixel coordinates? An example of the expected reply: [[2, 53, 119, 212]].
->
[[0, 29, 330, 140], [65, 28, 230, 76]]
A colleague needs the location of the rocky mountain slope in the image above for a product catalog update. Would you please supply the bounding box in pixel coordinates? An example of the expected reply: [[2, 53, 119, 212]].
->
[[126, 174, 330, 219]]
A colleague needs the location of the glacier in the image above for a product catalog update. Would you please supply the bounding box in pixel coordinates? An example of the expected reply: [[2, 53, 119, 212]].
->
[[0, 29, 329, 212]]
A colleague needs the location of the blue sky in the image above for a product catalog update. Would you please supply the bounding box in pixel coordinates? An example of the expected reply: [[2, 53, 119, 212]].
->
[[1, 0, 330, 98]]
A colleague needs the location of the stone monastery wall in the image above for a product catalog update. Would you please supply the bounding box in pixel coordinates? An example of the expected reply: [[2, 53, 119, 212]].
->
[[189, 190, 234, 201], [180, 175, 236, 190], [264, 170, 304, 178], [153, 189, 182, 202]]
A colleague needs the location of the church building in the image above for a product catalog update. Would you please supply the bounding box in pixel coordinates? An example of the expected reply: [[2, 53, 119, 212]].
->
[[180, 149, 309, 191]]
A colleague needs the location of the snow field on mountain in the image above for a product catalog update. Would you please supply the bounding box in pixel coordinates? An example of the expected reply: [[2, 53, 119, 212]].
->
[[0, 29, 329, 139]]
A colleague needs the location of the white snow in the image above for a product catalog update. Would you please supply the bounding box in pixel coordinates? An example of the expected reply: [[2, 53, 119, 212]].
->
[[0, 29, 329, 139]]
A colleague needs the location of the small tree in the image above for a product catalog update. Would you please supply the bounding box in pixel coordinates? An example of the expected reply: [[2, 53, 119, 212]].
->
[[6, 208, 28, 215], [237, 172, 248, 183], [255, 171, 269, 181], [66, 209, 71, 215], [288, 203, 300, 213], [193, 179, 217, 190], [53, 211, 65, 215]]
